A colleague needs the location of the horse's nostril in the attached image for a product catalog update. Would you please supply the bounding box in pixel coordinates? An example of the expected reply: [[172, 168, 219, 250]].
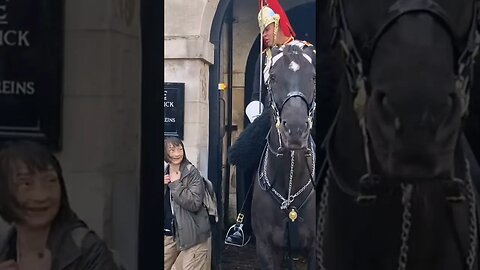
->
[[448, 92, 456, 113], [375, 91, 397, 121], [394, 117, 402, 132], [378, 92, 388, 108]]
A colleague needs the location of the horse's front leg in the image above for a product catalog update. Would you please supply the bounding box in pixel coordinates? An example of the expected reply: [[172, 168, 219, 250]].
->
[[255, 238, 283, 270]]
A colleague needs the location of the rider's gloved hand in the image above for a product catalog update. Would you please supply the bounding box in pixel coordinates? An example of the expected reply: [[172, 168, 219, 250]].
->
[[245, 101, 264, 123]]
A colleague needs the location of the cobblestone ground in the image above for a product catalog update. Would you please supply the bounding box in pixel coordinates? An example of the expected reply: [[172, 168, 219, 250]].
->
[[220, 242, 308, 270]]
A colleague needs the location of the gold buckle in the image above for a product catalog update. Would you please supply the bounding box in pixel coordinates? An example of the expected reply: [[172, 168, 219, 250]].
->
[[236, 213, 244, 223]]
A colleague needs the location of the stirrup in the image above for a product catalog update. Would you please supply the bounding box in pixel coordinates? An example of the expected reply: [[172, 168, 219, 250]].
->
[[224, 214, 251, 247]]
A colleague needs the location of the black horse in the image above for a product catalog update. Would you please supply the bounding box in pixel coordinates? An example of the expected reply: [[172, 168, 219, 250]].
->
[[249, 44, 317, 270], [317, 0, 480, 269]]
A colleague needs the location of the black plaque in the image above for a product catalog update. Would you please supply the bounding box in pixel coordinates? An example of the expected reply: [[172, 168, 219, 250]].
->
[[164, 82, 185, 139], [0, 0, 64, 150]]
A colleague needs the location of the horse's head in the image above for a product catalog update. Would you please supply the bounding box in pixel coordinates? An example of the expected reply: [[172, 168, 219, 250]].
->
[[334, 0, 478, 180], [268, 45, 316, 150]]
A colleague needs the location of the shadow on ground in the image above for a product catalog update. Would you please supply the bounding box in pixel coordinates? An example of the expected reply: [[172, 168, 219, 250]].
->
[[221, 241, 308, 270]]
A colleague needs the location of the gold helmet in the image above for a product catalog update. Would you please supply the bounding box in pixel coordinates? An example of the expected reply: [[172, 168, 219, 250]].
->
[[258, 6, 280, 43]]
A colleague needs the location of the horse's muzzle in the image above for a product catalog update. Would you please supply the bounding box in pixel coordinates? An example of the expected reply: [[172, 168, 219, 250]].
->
[[379, 148, 455, 182], [279, 125, 310, 150]]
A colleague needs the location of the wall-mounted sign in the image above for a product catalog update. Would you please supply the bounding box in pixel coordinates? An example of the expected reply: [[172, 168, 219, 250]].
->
[[0, 0, 64, 150], [164, 82, 185, 139]]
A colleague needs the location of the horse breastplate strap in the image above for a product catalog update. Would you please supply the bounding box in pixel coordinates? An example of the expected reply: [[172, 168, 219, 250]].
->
[[258, 141, 315, 212], [318, 159, 479, 270]]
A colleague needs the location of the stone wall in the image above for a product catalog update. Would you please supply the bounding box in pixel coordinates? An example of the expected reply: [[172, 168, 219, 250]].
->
[[164, 0, 219, 176], [0, 1, 141, 269], [59, 1, 141, 269]]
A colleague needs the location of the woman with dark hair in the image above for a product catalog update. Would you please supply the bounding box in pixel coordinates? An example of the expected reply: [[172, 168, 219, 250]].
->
[[0, 140, 124, 270], [164, 137, 211, 270]]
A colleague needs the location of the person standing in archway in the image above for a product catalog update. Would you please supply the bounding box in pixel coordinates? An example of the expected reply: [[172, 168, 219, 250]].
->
[[226, 0, 316, 246]]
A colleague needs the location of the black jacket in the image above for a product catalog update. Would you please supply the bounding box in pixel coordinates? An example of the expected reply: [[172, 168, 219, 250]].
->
[[0, 215, 124, 270]]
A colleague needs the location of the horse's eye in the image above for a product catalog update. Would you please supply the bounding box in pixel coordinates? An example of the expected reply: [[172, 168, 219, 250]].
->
[[270, 74, 276, 82]]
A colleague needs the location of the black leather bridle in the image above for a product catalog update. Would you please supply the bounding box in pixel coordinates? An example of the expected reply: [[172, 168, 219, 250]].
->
[[328, 0, 480, 202], [267, 49, 316, 150]]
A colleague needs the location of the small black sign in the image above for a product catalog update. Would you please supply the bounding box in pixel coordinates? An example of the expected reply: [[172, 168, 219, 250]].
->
[[0, 0, 64, 150], [164, 82, 185, 139]]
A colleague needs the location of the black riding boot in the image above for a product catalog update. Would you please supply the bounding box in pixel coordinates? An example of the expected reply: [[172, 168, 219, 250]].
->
[[226, 108, 271, 247]]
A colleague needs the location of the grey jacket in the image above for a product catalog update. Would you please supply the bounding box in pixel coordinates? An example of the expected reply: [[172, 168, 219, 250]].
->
[[0, 216, 124, 270], [166, 162, 211, 250]]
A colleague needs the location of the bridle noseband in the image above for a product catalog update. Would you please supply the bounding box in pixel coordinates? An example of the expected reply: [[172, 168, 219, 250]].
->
[[270, 91, 316, 130]]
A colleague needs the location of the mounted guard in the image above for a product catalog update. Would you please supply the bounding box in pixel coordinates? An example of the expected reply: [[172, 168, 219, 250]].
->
[[225, 0, 317, 262]]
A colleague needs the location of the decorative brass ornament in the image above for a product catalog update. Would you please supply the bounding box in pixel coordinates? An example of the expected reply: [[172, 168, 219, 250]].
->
[[288, 208, 298, 222]]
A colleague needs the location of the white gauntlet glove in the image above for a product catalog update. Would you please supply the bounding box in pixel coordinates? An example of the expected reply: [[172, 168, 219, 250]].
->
[[245, 101, 264, 123]]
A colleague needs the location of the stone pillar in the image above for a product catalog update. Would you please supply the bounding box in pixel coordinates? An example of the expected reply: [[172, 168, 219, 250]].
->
[[57, 1, 141, 270], [164, 0, 219, 176]]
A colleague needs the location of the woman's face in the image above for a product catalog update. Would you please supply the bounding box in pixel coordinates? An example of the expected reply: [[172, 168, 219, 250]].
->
[[167, 143, 184, 166], [11, 162, 61, 229]]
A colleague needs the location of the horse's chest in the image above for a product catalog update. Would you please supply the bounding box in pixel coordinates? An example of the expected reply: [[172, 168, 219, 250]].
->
[[325, 183, 473, 270], [270, 218, 314, 249], [252, 199, 315, 248]]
